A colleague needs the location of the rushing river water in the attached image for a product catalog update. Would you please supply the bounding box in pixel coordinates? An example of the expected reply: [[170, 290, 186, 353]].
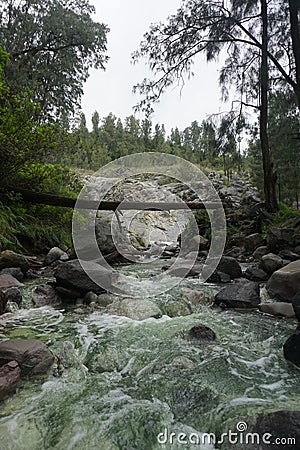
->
[[0, 261, 299, 450]]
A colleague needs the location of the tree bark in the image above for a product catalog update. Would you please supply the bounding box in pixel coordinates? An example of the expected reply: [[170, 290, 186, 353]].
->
[[0, 187, 218, 211], [288, 0, 300, 108], [260, 0, 278, 212]]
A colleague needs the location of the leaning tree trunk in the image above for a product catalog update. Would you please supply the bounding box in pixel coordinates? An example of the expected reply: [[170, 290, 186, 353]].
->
[[260, 0, 278, 213]]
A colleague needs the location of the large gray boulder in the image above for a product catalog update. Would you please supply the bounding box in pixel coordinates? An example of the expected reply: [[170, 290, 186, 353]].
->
[[0, 273, 23, 288], [266, 260, 300, 302], [0, 339, 54, 375], [0, 251, 29, 274], [214, 279, 260, 309], [54, 259, 113, 295]]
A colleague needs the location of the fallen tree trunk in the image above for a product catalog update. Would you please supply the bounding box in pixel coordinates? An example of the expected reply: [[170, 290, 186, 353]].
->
[[0, 187, 220, 211]]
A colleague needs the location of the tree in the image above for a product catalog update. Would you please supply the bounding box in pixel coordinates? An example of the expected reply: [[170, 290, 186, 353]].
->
[[0, 0, 109, 120], [133, 0, 300, 212]]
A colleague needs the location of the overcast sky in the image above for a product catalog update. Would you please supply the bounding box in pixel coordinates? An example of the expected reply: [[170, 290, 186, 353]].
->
[[81, 0, 225, 133]]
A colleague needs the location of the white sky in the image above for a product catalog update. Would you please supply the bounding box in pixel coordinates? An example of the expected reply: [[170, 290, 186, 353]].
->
[[81, 0, 226, 133]]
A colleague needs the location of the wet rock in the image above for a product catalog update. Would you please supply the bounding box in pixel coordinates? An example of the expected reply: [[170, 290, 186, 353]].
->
[[208, 271, 231, 283], [284, 325, 300, 367], [267, 226, 300, 253], [266, 260, 300, 302], [83, 291, 98, 305], [0, 360, 21, 399], [260, 253, 285, 275], [225, 246, 242, 258], [0, 251, 29, 274], [32, 284, 60, 307], [96, 293, 114, 307], [162, 264, 202, 277], [259, 302, 295, 318], [187, 325, 216, 341], [214, 279, 260, 309], [181, 288, 205, 305], [85, 343, 128, 373], [252, 245, 269, 260], [216, 256, 242, 279], [244, 267, 269, 282], [0, 274, 23, 288], [0, 291, 8, 315], [54, 259, 114, 295], [292, 290, 300, 321], [170, 356, 195, 369], [226, 410, 300, 450], [278, 249, 300, 262], [244, 233, 265, 253], [54, 286, 79, 302], [107, 298, 162, 321], [164, 300, 192, 317], [5, 302, 19, 313], [0, 339, 54, 375], [0, 267, 23, 281], [3, 287, 22, 306], [45, 247, 69, 265]]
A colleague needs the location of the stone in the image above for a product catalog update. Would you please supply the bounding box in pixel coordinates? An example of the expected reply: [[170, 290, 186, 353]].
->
[[170, 356, 195, 369], [187, 325, 216, 341], [181, 288, 205, 305], [244, 267, 269, 282], [0, 292, 8, 315], [244, 233, 265, 253], [164, 300, 192, 317], [54, 259, 114, 295], [283, 325, 300, 367], [214, 279, 260, 309], [0, 274, 23, 288], [45, 247, 68, 265], [225, 246, 242, 258], [208, 271, 231, 283], [292, 290, 300, 321], [0, 251, 29, 274], [260, 253, 284, 274], [252, 245, 269, 260], [4, 287, 22, 306], [96, 294, 114, 307], [267, 226, 300, 253], [162, 264, 202, 277], [83, 291, 98, 305], [266, 260, 300, 302], [107, 298, 162, 321], [278, 249, 300, 262], [32, 284, 60, 307], [0, 339, 54, 375], [0, 267, 23, 281], [226, 410, 300, 450], [216, 256, 242, 279], [0, 360, 21, 399], [259, 302, 295, 318]]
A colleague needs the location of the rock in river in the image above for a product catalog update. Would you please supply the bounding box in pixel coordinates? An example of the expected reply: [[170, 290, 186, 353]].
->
[[54, 259, 114, 295], [0, 339, 54, 376], [266, 260, 300, 302], [214, 279, 260, 309], [0, 251, 29, 274], [107, 298, 162, 321], [0, 360, 21, 399]]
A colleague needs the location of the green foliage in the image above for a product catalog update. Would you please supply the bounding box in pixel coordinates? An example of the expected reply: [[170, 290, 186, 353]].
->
[[0, 164, 82, 252], [0, 0, 109, 119]]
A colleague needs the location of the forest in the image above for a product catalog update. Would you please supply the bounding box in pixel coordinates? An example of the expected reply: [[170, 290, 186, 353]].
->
[[0, 0, 299, 251], [0, 1, 300, 448]]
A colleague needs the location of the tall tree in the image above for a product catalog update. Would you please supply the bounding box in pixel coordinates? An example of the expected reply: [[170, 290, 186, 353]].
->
[[0, 0, 109, 119], [133, 0, 300, 211]]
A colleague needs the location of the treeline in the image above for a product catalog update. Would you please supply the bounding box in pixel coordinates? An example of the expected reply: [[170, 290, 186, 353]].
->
[[59, 112, 243, 175]]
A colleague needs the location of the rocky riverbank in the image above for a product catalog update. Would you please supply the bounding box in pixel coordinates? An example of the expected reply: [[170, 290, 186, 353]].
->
[[0, 172, 299, 448]]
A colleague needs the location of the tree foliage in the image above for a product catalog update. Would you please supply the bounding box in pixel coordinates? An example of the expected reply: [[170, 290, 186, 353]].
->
[[0, 0, 109, 119]]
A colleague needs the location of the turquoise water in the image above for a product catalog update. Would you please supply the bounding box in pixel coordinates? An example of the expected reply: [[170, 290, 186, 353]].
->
[[0, 264, 299, 450]]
